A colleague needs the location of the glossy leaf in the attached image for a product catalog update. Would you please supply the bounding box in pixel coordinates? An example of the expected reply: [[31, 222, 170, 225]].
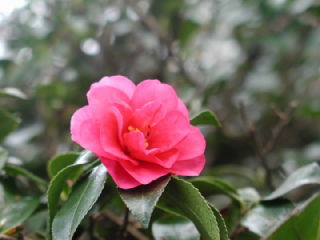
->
[[209, 204, 229, 240], [0, 88, 27, 99], [52, 164, 107, 240], [190, 176, 244, 208], [47, 151, 94, 240], [161, 177, 220, 240], [241, 200, 295, 237], [237, 188, 260, 211], [0, 147, 8, 171], [118, 175, 171, 228], [48, 152, 79, 179], [0, 109, 19, 143], [265, 194, 320, 240], [4, 164, 48, 192], [190, 110, 221, 127], [0, 196, 40, 233], [264, 163, 320, 201], [152, 216, 199, 240]]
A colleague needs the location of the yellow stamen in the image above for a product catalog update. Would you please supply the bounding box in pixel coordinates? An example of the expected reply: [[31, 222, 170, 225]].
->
[[128, 126, 149, 148], [128, 126, 135, 132]]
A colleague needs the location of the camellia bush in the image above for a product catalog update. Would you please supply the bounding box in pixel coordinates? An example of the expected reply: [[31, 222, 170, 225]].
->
[[1, 0, 320, 239], [1, 76, 320, 240]]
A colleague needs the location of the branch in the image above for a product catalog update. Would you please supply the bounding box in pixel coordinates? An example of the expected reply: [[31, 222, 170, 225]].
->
[[125, 0, 204, 89], [101, 211, 150, 240], [239, 101, 296, 189], [119, 207, 130, 239]]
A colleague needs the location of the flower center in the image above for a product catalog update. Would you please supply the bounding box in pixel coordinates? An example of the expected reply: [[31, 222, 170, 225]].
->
[[128, 126, 149, 148]]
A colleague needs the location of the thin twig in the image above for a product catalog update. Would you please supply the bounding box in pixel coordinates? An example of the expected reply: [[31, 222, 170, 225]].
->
[[239, 101, 296, 189], [125, 0, 204, 89], [119, 207, 130, 239], [101, 211, 150, 240]]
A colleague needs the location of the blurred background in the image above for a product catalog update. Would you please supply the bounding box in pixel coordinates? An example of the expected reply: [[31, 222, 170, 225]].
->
[[1, 0, 320, 189]]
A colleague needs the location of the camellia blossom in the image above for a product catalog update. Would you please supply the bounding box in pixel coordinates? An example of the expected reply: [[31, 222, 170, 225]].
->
[[71, 76, 206, 189]]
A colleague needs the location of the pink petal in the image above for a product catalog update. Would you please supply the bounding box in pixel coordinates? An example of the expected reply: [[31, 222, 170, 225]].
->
[[154, 148, 179, 168], [148, 110, 190, 149], [128, 99, 162, 131], [131, 80, 178, 112], [174, 126, 206, 160], [120, 160, 169, 185], [170, 155, 205, 176], [70, 106, 92, 143], [100, 158, 141, 189], [122, 132, 178, 168], [76, 119, 106, 157], [177, 99, 189, 119], [90, 75, 136, 99], [100, 108, 138, 165], [87, 86, 130, 124]]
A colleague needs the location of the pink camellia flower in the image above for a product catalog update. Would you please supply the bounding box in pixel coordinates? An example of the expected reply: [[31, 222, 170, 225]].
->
[[71, 76, 205, 189]]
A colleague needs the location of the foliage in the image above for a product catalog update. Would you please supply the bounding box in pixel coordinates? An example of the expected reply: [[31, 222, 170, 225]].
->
[[1, 0, 320, 239]]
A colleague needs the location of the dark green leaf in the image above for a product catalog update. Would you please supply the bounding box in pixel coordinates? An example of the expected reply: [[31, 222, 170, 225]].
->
[[160, 177, 220, 240], [118, 175, 171, 228], [47, 151, 94, 240], [0, 109, 19, 143], [48, 152, 80, 179], [190, 110, 221, 127], [0, 196, 40, 233], [265, 194, 320, 240], [241, 200, 295, 237], [0, 147, 8, 171], [0, 88, 27, 99], [52, 164, 107, 240], [4, 164, 48, 192], [209, 204, 229, 240], [190, 176, 245, 208], [264, 163, 320, 200], [152, 216, 199, 240]]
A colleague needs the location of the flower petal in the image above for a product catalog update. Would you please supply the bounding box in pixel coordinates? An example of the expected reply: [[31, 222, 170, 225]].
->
[[100, 158, 141, 189], [131, 80, 178, 112], [177, 99, 189, 119], [70, 106, 91, 143], [87, 86, 130, 124], [128, 99, 162, 131], [120, 160, 169, 185], [170, 155, 205, 176], [148, 110, 190, 149], [100, 108, 138, 165], [90, 75, 136, 99], [174, 126, 206, 160]]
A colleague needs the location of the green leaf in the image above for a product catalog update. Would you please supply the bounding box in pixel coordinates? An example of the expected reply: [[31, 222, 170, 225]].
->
[[237, 188, 260, 211], [118, 174, 171, 228], [4, 164, 48, 192], [189, 176, 245, 208], [47, 151, 95, 240], [0, 88, 27, 99], [241, 200, 295, 237], [209, 204, 229, 240], [0, 196, 40, 233], [0, 147, 8, 171], [0, 109, 19, 143], [48, 152, 80, 179], [190, 110, 221, 127], [152, 216, 200, 240], [265, 194, 320, 240], [264, 163, 320, 201], [52, 164, 107, 240], [160, 177, 220, 240]]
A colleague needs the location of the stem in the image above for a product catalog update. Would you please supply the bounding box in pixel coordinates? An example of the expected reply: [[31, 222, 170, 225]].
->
[[119, 207, 130, 240]]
